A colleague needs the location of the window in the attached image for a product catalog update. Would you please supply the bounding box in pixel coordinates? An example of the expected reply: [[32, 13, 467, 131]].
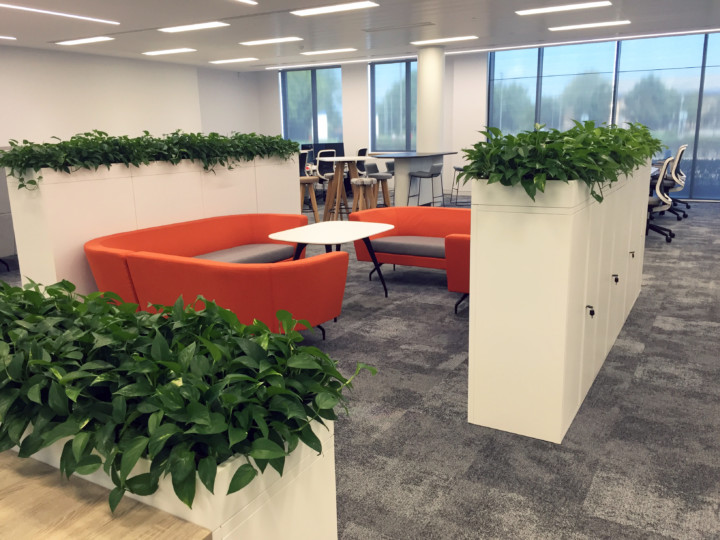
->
[[692, 34, 720, 199], [370, 61, 417, 151], [489, 49, 539, 134], [488, 33, 720, 200], [539, 42, 615, 130], [281, 67, 343, 146]]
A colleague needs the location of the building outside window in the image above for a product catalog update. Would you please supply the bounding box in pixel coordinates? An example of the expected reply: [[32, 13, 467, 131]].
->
[[370, 60, 417, 151]]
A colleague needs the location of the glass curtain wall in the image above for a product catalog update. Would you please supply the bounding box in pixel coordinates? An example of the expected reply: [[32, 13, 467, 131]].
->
[[281, 67, 343, 146], [489, 49, 538, 134], [370, 61, 417, 151], [489, 33, 720, 199], [617, 35, 704, 197], [540, 42, 615, 129], [694, 34, 720, 199]]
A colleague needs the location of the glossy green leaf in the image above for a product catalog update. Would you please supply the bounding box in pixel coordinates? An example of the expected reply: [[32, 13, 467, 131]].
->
[[119, 436, 148, 481], [227, 463, 257, 494], [197, 456, 217, 494]]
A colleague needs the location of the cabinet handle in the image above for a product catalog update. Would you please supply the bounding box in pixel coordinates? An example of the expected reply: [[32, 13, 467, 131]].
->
[[586, 305, 595, 318], [612, 274, 619, 284]]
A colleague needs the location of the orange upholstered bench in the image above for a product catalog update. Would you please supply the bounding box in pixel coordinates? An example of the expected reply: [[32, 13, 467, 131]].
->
[[348, 207, 470, 308], [84, 214, 348, 333]]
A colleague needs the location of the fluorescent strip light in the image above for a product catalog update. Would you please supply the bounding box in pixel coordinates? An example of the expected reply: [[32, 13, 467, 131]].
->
[[411, 35, 478, 46], [444, 27, 720, 57], [291, 1, 378, 17], [0, 35, 16, 40], [56, 36, 114, 46], [301, 48, 357, 56], [265, 54, 416, 70], [159, 21, 229, 33], [240, 36, 303, 46], [209, 57, 258, 64], [549, 20, 630, 31], [142, 48, 196, 56], [516, 2, 611, 16], [235, 0, 258, 4], [0, 3, 119, 24]]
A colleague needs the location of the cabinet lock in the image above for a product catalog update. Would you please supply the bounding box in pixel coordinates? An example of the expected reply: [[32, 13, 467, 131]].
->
[[612, 274, 619, 284], [630, 251, 635, 259], [586, 305, 595, 318]]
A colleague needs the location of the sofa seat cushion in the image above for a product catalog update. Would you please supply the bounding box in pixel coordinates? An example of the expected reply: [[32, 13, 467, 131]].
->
[[371, 236, 445, 259], [195, 243, 294, 264]]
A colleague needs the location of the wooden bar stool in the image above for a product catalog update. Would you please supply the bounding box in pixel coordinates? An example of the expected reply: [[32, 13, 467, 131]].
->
[[351, 177, 377, 212], [365, 163, 393, 207], [300, 176, 320, 222]]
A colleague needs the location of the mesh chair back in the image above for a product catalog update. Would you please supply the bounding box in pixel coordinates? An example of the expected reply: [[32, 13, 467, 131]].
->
[[299, 151, 308, 176], [671, 144, 688, 184], [357, 148, 368, 174]]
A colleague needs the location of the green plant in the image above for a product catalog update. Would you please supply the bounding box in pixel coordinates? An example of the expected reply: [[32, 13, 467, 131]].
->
[[0, 280, 375, 511], [0, 130, 300, 189], [458, 121, 664, 202]]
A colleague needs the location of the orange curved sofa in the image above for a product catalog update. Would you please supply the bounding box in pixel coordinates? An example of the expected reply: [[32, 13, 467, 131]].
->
[[445, 233, 471, 313], [84, 214, 348, 332], [349, 207, 470, 270]]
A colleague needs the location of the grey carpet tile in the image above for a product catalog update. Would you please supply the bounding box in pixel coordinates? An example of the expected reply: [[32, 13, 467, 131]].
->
[[1, 200, 718, 539], [321, 202, 720, 539]]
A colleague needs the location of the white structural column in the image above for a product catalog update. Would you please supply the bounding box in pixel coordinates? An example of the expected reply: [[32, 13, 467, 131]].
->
[[416, 46, 446, 152]]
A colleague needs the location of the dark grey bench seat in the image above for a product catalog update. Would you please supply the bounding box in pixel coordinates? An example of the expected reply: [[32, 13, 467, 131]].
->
[[195, 243, 294, 264], [371, 236, 445, 259]]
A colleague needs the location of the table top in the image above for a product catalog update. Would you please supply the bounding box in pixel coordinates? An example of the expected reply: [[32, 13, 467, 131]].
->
[[269, 221, 394, 245], [316, 155, 367, 162], [368, 151, 458, 159]]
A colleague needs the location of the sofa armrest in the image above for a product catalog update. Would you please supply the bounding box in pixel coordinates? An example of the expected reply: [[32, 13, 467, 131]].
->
[[125, 251, 348, 332], [445, 234, 470, 294]]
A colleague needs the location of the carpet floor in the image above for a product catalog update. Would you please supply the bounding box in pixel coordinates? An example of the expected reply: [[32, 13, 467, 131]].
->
[[297, 200, 720, 540], [1, 199, 717, 539]]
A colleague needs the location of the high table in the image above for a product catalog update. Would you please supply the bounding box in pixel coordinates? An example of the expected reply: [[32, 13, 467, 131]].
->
[[370, 151, 457, 206], [316, 155, 366, 221], [269, 221, 394, 297]]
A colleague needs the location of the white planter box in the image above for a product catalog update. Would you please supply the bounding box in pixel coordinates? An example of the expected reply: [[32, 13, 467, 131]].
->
[[467, 166, 650, 443], [6, 155, 300, 294], [16, 422, 336, 540]]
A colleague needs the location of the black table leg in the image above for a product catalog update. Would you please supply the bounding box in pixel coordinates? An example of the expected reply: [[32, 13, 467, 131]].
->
[[325, 244, 332, 253], [362, 237, 388, 297], [293, 243, 307, 260]]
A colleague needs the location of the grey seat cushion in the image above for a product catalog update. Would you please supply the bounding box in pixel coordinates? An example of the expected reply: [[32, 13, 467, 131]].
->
[[371, 236, 445, 259], [195, 243, 295, 264]]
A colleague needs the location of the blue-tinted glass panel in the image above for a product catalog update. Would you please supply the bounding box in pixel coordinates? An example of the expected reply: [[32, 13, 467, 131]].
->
[[316, 68, 343, 143], [540, 42, 615, 129], [694, 34, 720, 198], [617, 35, 704, 197], [284, 70, 313, 144], [373, 61, 417, 151], [490, 49, 538, 133]]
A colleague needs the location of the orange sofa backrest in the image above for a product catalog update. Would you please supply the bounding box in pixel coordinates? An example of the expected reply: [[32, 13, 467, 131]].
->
[[84, 213, 307, 303], [349, 207, 470, 237]]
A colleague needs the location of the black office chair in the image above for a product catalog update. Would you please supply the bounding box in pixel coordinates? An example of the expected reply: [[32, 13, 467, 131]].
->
[[315, 149, 336, 202], [647, 157, 676, 243]]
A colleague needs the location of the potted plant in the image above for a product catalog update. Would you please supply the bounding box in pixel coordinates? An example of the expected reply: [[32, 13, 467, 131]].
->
[[459, 121, 663, 444], [0, 279, 375, 534], [0, 130, 303, 294], [457, 121, 663, 202]]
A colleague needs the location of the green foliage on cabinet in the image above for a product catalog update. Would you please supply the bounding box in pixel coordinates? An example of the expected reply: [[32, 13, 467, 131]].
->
[[0, 130, 300, 189], [0, 280, 375, 510], [458, 121, 663, 202]]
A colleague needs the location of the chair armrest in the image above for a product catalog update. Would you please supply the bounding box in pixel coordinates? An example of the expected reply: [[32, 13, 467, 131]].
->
[[445, 234, 471, 294]]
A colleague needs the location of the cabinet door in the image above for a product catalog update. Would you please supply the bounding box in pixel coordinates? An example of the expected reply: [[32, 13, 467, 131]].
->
[[606, 182, 632, 348], [625, 172, 648, 316], [581, 198, 606, 391]]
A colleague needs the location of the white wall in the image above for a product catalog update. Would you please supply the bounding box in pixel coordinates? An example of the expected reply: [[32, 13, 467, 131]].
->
[[446, 53, 489, 196], [256, 71, 283, 136], [0, 46, 204, 144], [197, 69, 263, 135], [342, 64, 370, 155]]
